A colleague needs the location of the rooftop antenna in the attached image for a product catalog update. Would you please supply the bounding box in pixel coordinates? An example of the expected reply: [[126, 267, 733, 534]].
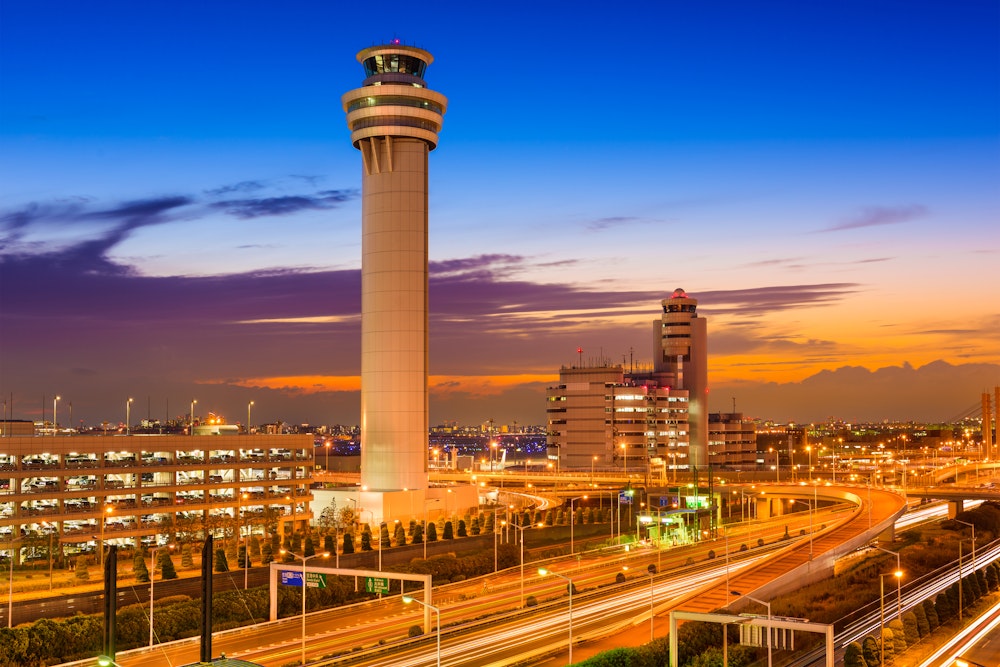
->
[[732, 397, 736, 414], [577, 347, 583, 367]]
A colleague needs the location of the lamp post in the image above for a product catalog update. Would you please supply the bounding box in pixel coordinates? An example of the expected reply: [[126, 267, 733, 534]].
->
[[402, 596, 441, 667], [539, 568, 574, 665], [955, 519, 976, 572], [569, 496, 587, 555], [189, 399, 197, 436], [148, 543, 174, 647], [805, 445, 812, 482], [279, 549, 330, 667], [872, 544, 902, 619], [99, 503, 113, 568], [647, 570, 655, 641], [52, 395, 60, 436], [97, 656, 123, 667], [125, 398, 133, 436], [591, 455, 598, 486], [880, 570, 903, 667], [238, 491, 249, 589], [621, 442, 627, 479], [732, 592, 771, 667], [504, 521, 543, 608], [6, 536, 14, 628], [247, 400, 254, 435]]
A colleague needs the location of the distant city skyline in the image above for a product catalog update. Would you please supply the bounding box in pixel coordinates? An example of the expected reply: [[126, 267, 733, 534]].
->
[[1, 2, 998, 428]]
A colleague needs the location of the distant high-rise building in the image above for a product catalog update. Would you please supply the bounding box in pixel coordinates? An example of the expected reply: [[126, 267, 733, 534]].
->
[[546, 289, 709, 473], [652, 289, 708, 467], [708, 412, 757, 469], [343, 42, 447, 492]]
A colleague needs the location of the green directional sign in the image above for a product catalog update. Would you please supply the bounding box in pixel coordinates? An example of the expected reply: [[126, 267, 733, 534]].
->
[[365, 576, 390, 594], [306, 572, 327, 589]]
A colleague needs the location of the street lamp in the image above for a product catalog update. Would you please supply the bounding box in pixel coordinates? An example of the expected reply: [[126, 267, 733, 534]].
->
[[620, 442, 627, 478], [503, 520, 543, 607], [402, 596, 441, 667], [569, 496, 587, 555], [591, 455, 598, 485], [647, 570, 655, 641], [539, 568, 574, 665], [805, 445, 812, 482], [189, 399, 197, 436], [125, 398, 133, 436], [955, 519, 976, 572], [97, 656, 122, 667], [880, 570, 903, 667], [238, 491, 250, 589], [872, 544, 902, 619], [99, 504, 113, 568], [247, 400, 254, 434], [279, 549, 330, 667], [52, 396, 60, 436], [149, 543, 174, 647], [731, 591, 771, 667]]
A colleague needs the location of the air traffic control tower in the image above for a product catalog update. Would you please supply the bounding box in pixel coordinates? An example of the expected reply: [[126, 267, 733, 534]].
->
[[343, 42, 447, 496]]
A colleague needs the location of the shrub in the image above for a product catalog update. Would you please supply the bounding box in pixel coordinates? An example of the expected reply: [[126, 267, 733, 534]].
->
[[214, 547, 229, 573], [158, 550, 178, 579], [615, 572, 626, 584], [408, 625, 423, 638], [843, 641, 866, 667], [902, 611, 919, 645], [133, 554, 150, 582], [525, 595, 538, 607]]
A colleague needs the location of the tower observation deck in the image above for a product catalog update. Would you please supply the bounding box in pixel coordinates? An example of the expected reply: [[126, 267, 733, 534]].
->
[[343, 43, 447, 493]]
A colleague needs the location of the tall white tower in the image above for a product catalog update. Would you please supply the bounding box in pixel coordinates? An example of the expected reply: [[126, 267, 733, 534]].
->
[[653, 288, 708, 468], [343, 42, 447, 492]]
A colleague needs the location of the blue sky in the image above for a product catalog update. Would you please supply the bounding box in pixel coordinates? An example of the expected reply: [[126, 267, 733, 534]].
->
[[2, 1, 998, 428]]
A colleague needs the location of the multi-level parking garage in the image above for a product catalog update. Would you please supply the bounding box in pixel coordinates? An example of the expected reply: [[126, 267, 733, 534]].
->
[[0, 434, 314, 561]]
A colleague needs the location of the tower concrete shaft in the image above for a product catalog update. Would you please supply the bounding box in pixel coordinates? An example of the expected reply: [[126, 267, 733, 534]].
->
[[343, 43, 447, 491]]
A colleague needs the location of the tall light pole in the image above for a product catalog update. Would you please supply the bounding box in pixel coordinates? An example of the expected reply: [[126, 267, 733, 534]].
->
[[504, 521, 542, 608], [806, 445, 812, 482], [880, 570, 903, 666], [402, 596, 440, 667], [732, 592, 771, 667], [569, 496, 587, 555], [280, 549, 330, 667], [872, 544, 903, 619], [238, 491, 249, 589], [539, 568, 574, 665], [125, 397, 133, 435], [99, 503, 113, 568], [52, 395, 60, 436], [591, 455, 598, 486], [149, 543, 174, 647], [621, 442, 627, 479], [955, 519, 976, 572], [647, 571, 655, 641], [189, 399, 197, 436], [247, 400, 254, 435]]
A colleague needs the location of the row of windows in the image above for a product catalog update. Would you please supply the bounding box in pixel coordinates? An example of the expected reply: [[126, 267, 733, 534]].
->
[[363, 54, 427, 78], [347, 95, 443, 115], [350, 116, 441, 133]]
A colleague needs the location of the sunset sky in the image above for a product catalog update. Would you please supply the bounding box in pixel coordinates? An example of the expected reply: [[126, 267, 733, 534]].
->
[[2, 1, 998, 428]]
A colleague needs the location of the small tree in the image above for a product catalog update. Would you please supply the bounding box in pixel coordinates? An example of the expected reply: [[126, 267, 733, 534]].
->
[[360, 528, 372, 552], [261, 543, 274, 565], [922, 598, 939, 630], [902, 611, 919, 645], [180, 543, 194, 568], [457, 520, 467, 537], [470, 517, 481, 535], [158, 550, 178, 580], [443, 521, 454, 540], [394, 522, 407, 546], [323, 535, 335, 554], [380, 524, 391, 549], [214, 547, 229, 573], [304, 534, 316, 558], [862, 635, 880, 667], [843, 641, 866, 667], [412, 523, 424, 544], [75, 557, 90, 581], [427, 522, 438, 542], [238, 545, 250, 569], [343, 532, 355, 554], [133, 554, 150, 582], [250, 535, 261, 558]]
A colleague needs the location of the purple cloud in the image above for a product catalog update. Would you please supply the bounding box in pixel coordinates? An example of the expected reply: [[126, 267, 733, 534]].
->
[[822, 205, 927, 232]]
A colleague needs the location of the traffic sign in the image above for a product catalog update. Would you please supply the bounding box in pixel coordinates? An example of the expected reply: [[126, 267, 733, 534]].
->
[[280, 570, 327, 588], [365, 576, 390, 594]]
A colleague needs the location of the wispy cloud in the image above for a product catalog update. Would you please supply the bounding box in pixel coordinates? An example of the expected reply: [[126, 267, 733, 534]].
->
[[204, 180, 267, 196], [586, 216, 641, 231], [821, 204, 927, 232], [209, 190, 356, 219]]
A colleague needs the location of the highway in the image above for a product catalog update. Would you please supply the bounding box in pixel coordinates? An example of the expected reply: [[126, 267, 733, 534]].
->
[[92, 499, 852, 667]]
